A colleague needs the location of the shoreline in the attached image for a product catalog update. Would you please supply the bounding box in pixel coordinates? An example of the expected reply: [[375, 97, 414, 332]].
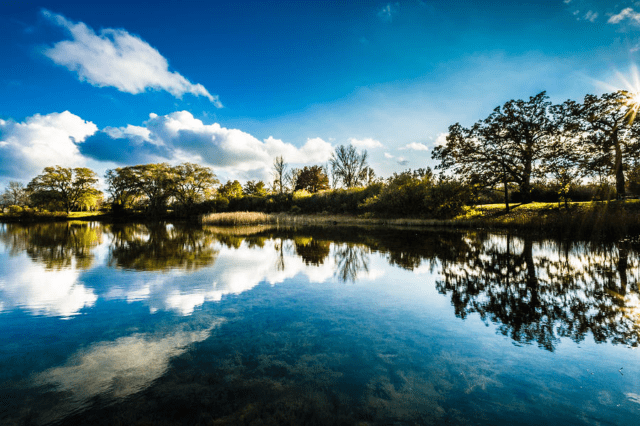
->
[[2, 201, 640, 239]]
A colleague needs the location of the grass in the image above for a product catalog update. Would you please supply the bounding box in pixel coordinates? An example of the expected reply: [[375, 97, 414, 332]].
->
[[200, 200, 640, 240]]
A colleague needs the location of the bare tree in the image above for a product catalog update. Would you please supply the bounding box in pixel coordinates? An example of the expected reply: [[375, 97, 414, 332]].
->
[[330, 145, 369, 188], [2, 181, 28, 206], [272, 156, 287, 194]]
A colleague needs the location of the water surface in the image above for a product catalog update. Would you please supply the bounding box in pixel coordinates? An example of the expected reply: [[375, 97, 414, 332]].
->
[[1, 222, 639, 425]]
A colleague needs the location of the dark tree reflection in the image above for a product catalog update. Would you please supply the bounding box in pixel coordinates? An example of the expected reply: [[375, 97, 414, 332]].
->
[[107, 223, 218, 271], [0, 222, 102, 269], [294, 237, 330, 266], [436, 233, 640, 351], [334, 243, 369, 282]]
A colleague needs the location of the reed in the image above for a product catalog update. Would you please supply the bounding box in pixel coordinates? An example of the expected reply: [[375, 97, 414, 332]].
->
[[200, 211, 277, 226], [200, 201, 640, 240]]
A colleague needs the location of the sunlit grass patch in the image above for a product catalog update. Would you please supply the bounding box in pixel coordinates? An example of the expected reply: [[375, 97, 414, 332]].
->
[[201, 212, 277, 226], [67, 211, 107, 219]]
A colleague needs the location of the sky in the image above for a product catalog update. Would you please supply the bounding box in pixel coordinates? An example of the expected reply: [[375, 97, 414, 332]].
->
[[1, 0, 640, 187]]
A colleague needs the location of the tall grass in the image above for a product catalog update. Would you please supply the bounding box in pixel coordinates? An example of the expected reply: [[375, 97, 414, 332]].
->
[[201, 202, 640, 240], [201, 212, 277, 226], [201, 211, 460, 228]]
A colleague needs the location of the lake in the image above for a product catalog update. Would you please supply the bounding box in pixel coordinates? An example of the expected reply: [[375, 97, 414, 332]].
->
[[1, 221, 639, 425]]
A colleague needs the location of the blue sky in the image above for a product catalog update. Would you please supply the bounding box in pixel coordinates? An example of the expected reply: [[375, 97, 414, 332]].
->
[[1, 0, 639, 186]]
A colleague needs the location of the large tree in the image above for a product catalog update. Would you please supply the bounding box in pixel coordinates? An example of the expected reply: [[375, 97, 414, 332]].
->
[[28, 166, 101, 213], [105, 163, 177, 214], [105, 166, 140, 211], [433, 92, 555, 208], [294, 165, 329, 193], [433, 122, 515, 210], [330, 145, 369, 188], [218, 180, 244, 198], [565, 91, 640, 198], [173, 163, 219, 209]]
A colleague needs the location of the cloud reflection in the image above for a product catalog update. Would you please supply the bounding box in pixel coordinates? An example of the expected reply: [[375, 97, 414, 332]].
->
[[0, 254, 96, 318], [31, 321, 219, 423]]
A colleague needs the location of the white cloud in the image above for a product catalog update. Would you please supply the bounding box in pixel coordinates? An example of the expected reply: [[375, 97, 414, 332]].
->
[[435, 132, 448, 147], [41, 10, 220, 105], [348, 137, 383, 149], [81, 111, 334, 180], [401, 142, 429, 151], [608, 7, 640, 24], [0, 111, 97, 179], [384, 152, 395, 159], [584, 11, 598, 22]]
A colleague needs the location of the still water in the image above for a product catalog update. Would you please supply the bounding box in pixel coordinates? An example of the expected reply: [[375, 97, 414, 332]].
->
[[1, 221, 640, 425]]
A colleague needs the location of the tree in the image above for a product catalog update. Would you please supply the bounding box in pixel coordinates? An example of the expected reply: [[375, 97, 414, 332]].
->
[[2, 181, 28, 206], [567, 91, 640, 198], [330, 145, 369, 188], [433, 92, 555, 209], [129, 163, 177, 214], [244, 180, 267, 196], [28, 166, 101, 213], [272, 156, 287, 194], [173, 163, 219, 209], [105, 167, 140, 212], [294, 165, 329, 193], [433, 122, 514, 211], [218, 180, 244, 198]]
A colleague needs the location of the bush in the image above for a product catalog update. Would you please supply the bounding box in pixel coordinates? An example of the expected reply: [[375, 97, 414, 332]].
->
[[8, 205, 23, 215]]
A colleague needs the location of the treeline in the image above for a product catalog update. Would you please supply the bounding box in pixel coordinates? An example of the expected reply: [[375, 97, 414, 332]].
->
[[433, 90, 640, 210], [3, 89, 640, 219]]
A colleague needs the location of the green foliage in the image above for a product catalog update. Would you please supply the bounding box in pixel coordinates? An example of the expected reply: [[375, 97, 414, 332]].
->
[[244, 180, 267, 196], [28, 166, 101, 213], [293, 165, 329, 192], [218, 180, 244, 199]]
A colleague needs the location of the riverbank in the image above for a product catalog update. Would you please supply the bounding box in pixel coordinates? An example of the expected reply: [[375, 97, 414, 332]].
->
[[3, 200, 640, 239], [200, 200, 640, 239]]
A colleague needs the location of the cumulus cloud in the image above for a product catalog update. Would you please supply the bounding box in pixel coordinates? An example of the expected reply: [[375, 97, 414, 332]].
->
[[349, 137, 383, 149], [80, 111, 334, 177], [435, 132, 448, 146], [0, 111, 97, 179], [41, 10, 220, 105], [384, 152, 395, 159], [609, 7, 640, 24], [396, 157, 409, 166], [400, 142, 429, 151]]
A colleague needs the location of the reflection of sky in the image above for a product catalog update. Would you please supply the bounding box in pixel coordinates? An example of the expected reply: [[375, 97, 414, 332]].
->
[[30, 321, 219, 424], [2, 227, 640, 424], [101, 240, 385, 315], [0, 251, 96, 318]]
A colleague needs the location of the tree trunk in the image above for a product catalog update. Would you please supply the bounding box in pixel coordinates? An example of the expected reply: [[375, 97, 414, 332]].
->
[[504, 174, 510, 212], [613, 132, 625, 199]]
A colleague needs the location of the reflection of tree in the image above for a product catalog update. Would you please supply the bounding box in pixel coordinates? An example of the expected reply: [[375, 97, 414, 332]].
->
[[334, 243, 369, 282], [294, 237, 330, 266], [436, 233, 640, 350], [107, 223, 218, 271], [0, 222, 102, 269]]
